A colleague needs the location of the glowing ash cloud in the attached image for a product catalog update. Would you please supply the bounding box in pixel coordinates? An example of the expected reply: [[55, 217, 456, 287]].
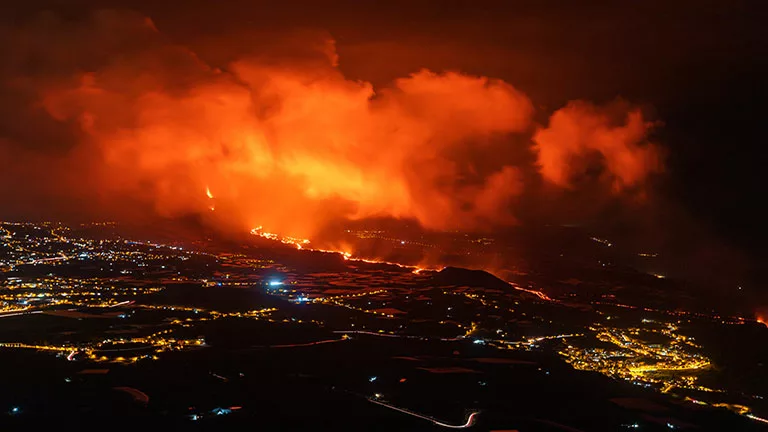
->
[[534, 101, 661, 191], [4, 11, 662, 238]]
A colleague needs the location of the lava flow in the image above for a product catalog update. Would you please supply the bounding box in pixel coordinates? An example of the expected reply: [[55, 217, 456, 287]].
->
[[757, 313, 768, 328], [249, 227, 433, 274], [248, 226, 554, 303]]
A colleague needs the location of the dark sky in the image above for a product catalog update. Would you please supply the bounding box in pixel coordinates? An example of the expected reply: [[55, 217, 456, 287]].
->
[[1, 0, 766, 265]]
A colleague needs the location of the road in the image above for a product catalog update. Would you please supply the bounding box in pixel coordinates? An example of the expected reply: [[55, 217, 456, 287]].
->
[[333, 330, 463, 342], [0, 310, 43, 319], [242, 337, 350, 350], [268, 338, 348, 348], [367, 397, 479, 429]]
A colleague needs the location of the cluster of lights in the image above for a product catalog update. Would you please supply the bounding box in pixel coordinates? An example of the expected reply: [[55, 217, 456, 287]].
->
[[493, 333, 582, 351], [590, 236, 613, 247], [1, 221, 220, 274], [0, 222, 281, 363], [5, 221, 767, 427], [0, 304, 278, 363], [558, 322, 712, 392], [553, 321, 768, 425], [591, 301, 754, 326], [344, 230, 436, 249]]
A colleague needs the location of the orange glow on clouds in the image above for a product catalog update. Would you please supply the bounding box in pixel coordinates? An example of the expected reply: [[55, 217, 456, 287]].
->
[[36, 14, 661, 239], [534, 101, 662, 191]]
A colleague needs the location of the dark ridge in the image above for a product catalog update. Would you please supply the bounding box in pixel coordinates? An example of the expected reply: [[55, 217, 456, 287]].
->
[[143, 283, 293, 312], [430, 266, 512, 291]]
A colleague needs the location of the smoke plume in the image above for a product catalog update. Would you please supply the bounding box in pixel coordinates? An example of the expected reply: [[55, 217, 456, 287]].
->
[[0, 10, 661, 239]]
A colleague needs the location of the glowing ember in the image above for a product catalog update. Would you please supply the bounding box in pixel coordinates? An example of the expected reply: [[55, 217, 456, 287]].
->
[[205, 187, 215, 211], [757, 314, 768, 328]]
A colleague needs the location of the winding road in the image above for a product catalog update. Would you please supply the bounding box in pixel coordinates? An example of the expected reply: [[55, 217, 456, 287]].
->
[[367, 397, 479, 429]]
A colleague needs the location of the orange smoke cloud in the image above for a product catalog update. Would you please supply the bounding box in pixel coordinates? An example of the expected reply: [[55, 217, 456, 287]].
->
[[16, 11, 662, 238], [534, 101, 661, 191]]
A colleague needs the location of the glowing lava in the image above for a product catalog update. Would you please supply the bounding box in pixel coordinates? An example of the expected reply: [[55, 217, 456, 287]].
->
[[509, 283, 554, 302], [205, 187, 215, 211], [248, 226, 553, 299], [249, 227, 435, 273], [757, 314, 767, 328]]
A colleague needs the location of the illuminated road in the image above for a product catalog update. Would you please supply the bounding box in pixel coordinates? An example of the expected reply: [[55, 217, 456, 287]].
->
[[366, 397, 479, 429], [333, 330, 467, 342], [243, 337, 350, 349], [334, 330, 422, 339], [267, 337, 348, 348], [0, 310, 43, 319], [92, 345, 156, 353], [747, 413, 768, 424], [30, 254, 70, 264], [109, 300, 134, 308]]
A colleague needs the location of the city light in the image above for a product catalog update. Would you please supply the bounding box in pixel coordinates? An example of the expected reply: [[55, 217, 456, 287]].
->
[[2, 221, 766, 428], [559, 322, 713, 394]]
